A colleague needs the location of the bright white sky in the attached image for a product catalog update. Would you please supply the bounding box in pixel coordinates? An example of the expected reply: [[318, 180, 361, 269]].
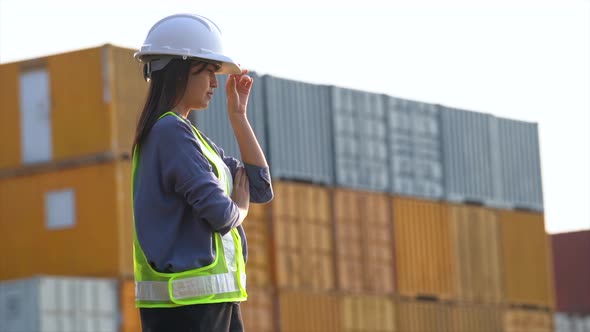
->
[[0, 0, 588, 234]]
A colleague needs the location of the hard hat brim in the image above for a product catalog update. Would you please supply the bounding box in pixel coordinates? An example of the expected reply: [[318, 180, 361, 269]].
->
[[134, 51, 241, 75]]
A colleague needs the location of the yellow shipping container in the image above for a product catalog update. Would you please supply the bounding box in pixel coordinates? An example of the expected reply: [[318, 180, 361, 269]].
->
[[272, 182, 335, 291], [396, 299, 452, 332], [0, 160, 133, 280], [449, 204, 504, 304], [449, 303, 503, 331], [0, 45, 146, 171], [503, 308, 554, 332], [499, 210, 555, 308], [392, 197, 457, 300], [279, 290, 342, 332], [343, 294, 396, 332]]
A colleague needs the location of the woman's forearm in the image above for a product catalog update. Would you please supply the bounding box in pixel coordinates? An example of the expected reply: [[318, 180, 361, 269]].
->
[[229, 114, 268, 167]]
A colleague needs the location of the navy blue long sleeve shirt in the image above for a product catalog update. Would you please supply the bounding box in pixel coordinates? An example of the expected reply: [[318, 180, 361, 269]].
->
[[133, 114, 273, 273]]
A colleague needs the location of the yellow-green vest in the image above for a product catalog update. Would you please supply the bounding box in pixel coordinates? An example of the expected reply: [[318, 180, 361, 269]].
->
[[132, 112, 247, 308]]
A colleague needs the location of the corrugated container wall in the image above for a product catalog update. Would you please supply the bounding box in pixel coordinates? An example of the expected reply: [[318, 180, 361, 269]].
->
[[120, 280, 140, 332], [0, 161, 133, 280], [449, 205, 503, 304], [0, 276, 118, 332], [334, 189, 394, 294], [449, 304, 503, 332], [396, 299, 452, 332], [188, 72, 267, 162], [503, 308, 554, 332], [491, 117, 544, 211], [555, 313, 590, 332], [499, 210, 554, 308], [342, 295, 396, 332], [0, 61, 22, 168], [265, 77, 333, 184], [552, 231, 590, 314], [242, 203, 273, 288], [392, 197, 457, 300], [386, 97, 443, 200], [333, 189, 364, 292], [0, 45, 146, 172], [241, 287, 276, 332], [271, 182, 335, 291], [440, 106, 498, 205], [278, 291, 342, 332], [109, 46, 149, 155], [332, 87, 388, 192]]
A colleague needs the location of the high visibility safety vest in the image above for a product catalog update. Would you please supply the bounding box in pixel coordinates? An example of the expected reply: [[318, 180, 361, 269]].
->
[[132, 112, 247, 308]]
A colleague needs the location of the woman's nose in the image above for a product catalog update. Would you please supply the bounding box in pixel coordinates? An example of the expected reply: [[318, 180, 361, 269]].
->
[[211, 74, 218, 88]]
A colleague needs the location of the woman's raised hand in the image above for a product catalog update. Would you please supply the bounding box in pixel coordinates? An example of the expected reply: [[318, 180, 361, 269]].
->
[[226, 69, 253, 116]]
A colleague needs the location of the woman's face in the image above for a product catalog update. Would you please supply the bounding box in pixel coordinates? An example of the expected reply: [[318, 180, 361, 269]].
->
[[182, 62, 219, 110]]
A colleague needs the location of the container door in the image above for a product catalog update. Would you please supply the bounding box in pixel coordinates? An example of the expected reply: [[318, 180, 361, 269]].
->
[[19, 68, 52, 164]]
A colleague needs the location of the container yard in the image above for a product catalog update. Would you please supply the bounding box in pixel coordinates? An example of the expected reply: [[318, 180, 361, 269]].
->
[[0, 44, 580, 332]]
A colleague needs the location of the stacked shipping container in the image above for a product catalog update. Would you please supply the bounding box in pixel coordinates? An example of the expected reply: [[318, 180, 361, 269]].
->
[[0, 45, 146, 332], [552, 231, 590, 332], [0, 45, 561, 331], [0, 276, 119, 332], [386, 98, 444, 200]]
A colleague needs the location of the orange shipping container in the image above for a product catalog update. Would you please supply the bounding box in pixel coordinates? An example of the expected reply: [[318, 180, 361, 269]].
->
[[241, 287, 276, 332], [242, 203, 273, 288], [334, 189, 394, 294], [499, 210, 555, 308], [121, 279, 141, 332], [396, 299, 452, 332], [342, 295, 396, 332], [272, 182, 335, 291], [278, 290, 342, 332], [0, 61, 20, 168], [503, 308, 554, 332], [333, 189, 364, 292], [362, 193, 394, 294], [0, 160, 133, 280], [0, 45, 146, 171], [449, 204, 503, 304], [392, 197, 457, 300]]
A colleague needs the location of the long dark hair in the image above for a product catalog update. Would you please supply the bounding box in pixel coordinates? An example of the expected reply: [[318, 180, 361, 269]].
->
[[132, 58, 208, 154]]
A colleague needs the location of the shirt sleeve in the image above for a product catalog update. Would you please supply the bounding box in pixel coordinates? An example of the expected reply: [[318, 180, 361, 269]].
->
[[201, 133, 274, 204], [153, 116, 241, 235]]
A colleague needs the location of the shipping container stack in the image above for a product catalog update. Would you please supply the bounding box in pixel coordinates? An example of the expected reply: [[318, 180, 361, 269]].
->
[[552, 231, 590, 332], [0, 45, 148, 331], [0, 45, 558, 332]]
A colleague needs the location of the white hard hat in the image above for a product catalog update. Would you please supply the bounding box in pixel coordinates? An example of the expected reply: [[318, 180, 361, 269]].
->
[[134, 14, 241, 75]]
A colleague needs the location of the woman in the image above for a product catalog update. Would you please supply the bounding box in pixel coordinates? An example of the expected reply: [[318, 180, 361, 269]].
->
[[131, 14, 273, 331]]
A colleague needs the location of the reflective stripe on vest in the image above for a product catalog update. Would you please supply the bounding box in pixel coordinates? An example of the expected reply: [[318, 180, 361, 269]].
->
[[132, 111, 247, 307]]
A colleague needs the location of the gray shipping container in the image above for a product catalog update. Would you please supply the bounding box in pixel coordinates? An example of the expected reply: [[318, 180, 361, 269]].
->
[[189, 71, 267, 162], [555, 313, 590, 332], [264, 76, 333, 184], [440, 106, 499, 205], [387, 97, 444, 199], [491, 117, 544, 211], [0, 276, 118, 332], [331, 87, 389, 192]]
